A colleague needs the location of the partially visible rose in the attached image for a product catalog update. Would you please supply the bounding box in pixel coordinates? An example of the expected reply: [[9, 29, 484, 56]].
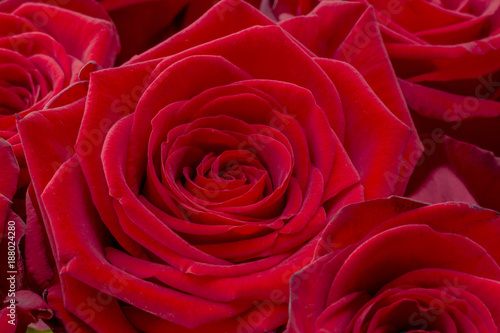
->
[[0, 139, 52, 332], [0, 0, 119, 126], [99, 0, 261, 64], [19, 0, 419, 331], [0, 2, 120, 330], [0, 0, 120, 218], [287, 197, 500, 332], [280, 0, 499, 207], [339, 0, 500, 155], [341, 0, 500, 208], [405, 134, 500, 212], [259, 0, 319, 21], [279, 1, 423, 194]]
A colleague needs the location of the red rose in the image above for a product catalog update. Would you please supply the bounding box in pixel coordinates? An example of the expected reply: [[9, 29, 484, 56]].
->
[[0, 1, 119, 331], [279, 1, 424, 194], [0, 0, 120, 219], [280, 0, 500, 210], [0, 0, 119, 127], [340, 0, 500, 154], [99, 0, 261, 64], [259, 0, 319, 21], [288, 197, 500, 332], [405, 134, 500, 212], [20, 1, 418, 331], [341, 0, 500, 207], [0, 139, 53, 332]]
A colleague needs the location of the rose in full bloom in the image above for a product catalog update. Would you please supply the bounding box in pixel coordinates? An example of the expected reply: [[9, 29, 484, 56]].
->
[[20, 1, 419, 331], [0, 140, 53, 332], [288, 197, 500, 332]]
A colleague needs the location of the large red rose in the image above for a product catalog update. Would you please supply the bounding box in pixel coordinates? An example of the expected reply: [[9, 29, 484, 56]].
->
[[19, 1, 419, 331], [288, 197, 500, 332]]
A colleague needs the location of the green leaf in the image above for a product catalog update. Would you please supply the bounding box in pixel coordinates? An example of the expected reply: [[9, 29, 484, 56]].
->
[[26, 328, 53, 333]]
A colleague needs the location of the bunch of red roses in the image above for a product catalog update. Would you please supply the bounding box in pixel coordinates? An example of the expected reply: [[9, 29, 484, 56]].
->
[[1, 0, 499, 332]]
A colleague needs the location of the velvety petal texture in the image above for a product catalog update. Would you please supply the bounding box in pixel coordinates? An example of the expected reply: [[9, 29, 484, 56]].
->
[[0, 0, 120, 223], [406, 134, 500, 212], [0, 0, 119, 131], [260, 0, 319, 21], [0, 139, 53, 332], [19, 0, 418, 331], [279, 1, 423, 196], [99, 0, 261, 64], [0, 8, 118, 330], [0, 2, 119, 330], [329, 0, 500, 204], [287, 197, 500, 333]]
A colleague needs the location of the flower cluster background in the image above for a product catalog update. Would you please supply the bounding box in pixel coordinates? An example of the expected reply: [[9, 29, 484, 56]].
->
[[0, 0, 499, 332]]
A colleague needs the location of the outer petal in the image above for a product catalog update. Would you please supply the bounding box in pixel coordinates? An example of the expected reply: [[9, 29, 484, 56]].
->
[[406, 135, 500, 212], [317, 59, 412, 198]]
